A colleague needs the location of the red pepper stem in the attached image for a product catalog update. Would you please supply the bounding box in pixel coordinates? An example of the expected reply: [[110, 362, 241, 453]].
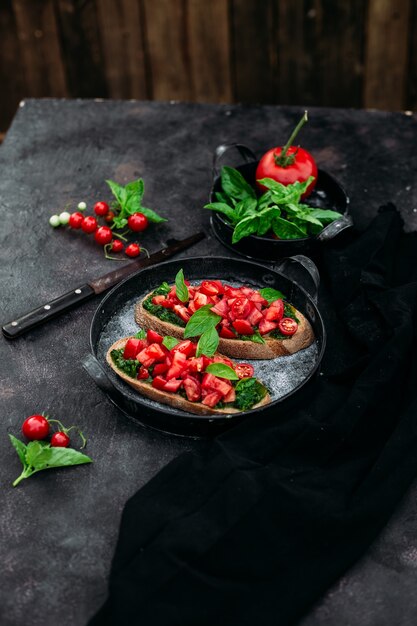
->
[[280, 110, 308, 160]]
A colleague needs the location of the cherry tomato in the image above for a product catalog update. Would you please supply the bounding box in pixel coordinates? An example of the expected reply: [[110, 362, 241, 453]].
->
[[94, 201, 110, 216], [256, 111, 317, 198], [68, 212, 84, 229], [125, 243, 141, 258], [128, 212, 149, 232], [51, 431, 70, 447], [94, 226, 113, 245], [22, 414, 50, 440], [111, 239, 124, 253], [105, 211, 115, 223], [278, 317, 298, 336], [81, 216, 98, 233], [235, 363, 255, 379]]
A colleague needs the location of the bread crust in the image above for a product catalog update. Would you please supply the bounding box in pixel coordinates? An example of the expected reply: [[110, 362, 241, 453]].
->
[[106, 338, 271, 416], [134, 295, 315, 359]]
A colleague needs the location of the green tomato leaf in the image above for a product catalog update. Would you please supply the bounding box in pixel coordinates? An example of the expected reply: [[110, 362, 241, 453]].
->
[[175, 269, 189, 303], [205, 363, 239, 380], [259, 287, 286, 304], [196, 326, 219, 357], [232, 215, 259, 244], [221, 166, 256, 201], [162, 336, 180, 350], [184, 305, 221, 339], [9, 434, 28, 467], [204, 202, 238, 223]]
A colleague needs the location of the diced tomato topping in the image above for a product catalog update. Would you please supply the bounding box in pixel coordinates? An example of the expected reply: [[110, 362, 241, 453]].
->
[[193, 292, 209, 309], [232, 319, 254, 335], [240, 287, 255, 297], [224, 286, 242, 298], [235, 363, 255, 379], [249, 292, 269, 306], [173, 304, 191, 323], [168, 287, 177, 299], [152, 295, 166, 305], [202, 356, 213, 369], [123, 338, 146, 360], [258, 318, 278, 335], [166, 351, 187, 380], [230, 297, 251, 319], [213, 356, 234, 368], [247, 307, 264, 326], [160, 299, 174, 309], [211, 298, 230, 317], [199, 280, 222, 297], [188, 300, 197, 314], [163, 378, 183, 393], [137, 366, 149, 380], [153, 362, 169, 376], [172, 340, 196, 357], [264, 300, 284, 321], [152, 376, 168, 390], [223, 387, 236, 403], [201, 373, 232, 397], [183, 376, 202, 402], [278, 317, 298, 336], [146, 343, 166, 361], [219, 326, 236, 339], [202, 391, 223, 408], [146, 329, 164, 344], [187, 356, 205, 372], [137, 349, 155, 368]]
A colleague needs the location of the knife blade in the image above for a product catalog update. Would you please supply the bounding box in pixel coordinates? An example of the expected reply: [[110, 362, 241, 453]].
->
[[2, 232, 205, 339]]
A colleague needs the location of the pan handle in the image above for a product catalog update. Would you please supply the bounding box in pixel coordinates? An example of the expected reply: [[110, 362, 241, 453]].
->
[[82, 353, 119, 396], [274, 255, 320, 303], [212, 143, 257, 180], [316, 214, 353, 241]]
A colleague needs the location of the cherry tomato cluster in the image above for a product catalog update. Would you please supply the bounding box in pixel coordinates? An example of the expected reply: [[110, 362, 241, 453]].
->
[[50, 200, 149, 260], [21, 414, 86, 449]]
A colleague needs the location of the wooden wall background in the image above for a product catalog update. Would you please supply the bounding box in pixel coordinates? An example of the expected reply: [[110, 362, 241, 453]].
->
[[1, 0, 417, 133]]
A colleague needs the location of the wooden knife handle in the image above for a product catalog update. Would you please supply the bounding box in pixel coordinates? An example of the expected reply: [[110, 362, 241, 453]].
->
[[2, 284, 95, 339]]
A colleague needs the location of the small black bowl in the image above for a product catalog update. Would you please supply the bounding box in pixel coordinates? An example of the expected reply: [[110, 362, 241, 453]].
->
[[209, 146, 351, 263]]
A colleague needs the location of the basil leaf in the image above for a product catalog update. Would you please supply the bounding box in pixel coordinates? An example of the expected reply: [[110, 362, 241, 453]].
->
[[221, 166, 256, 201], [256, 206, 281, 236], [196, 326, 219, 357], [272, 216, 306, 239], [204, 202, 238, 223], [239, 330, 266, 344], [162, 336, 180, 350], [205, 363, 239, 380], [9, 434, 27, 466], [125, 179, 144, 203], [106, 179, 127, 207], [256, 177, 288, 195], [138, 206, 167, 223], [112, 216, 128, 229], [26, 440, 51, 469], [34, 446, 92, 469], [215, 191, 235, 206], [184, 305, 221, 338], [135, 329, 147, 339], [175, 269, 189, 303], [259, 287, 286, 303], [232, 215, 259, 244], [307, 208, 343, 222]]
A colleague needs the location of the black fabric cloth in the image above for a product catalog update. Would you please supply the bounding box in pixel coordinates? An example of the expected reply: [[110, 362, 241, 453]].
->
[[89, 206, 417, 626]]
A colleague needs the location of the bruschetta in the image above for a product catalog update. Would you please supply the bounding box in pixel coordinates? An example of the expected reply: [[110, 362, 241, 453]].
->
[[134, 275, 315, 359], [106, 331, 271, 416]]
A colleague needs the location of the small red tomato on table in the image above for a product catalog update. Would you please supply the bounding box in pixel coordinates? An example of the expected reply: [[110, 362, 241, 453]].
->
[[128, 212, 149, 232], [256, 111, 318, 198]]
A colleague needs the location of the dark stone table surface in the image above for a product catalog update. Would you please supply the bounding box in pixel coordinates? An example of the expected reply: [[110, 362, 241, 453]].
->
[[1, 99, 417, 626]]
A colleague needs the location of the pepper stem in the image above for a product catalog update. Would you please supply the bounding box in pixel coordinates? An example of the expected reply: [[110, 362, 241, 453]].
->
[[275, 111, 308, 167]]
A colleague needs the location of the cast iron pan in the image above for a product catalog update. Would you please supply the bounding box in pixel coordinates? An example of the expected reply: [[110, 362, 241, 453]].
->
[[209, 144, 352, 262], [82, 256, 325, 437]]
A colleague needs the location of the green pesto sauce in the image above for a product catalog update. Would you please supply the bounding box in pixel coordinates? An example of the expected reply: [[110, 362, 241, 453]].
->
[[142, 282, 186, 327], [110, 349, 138, 378], [233, 377, 268, 411]]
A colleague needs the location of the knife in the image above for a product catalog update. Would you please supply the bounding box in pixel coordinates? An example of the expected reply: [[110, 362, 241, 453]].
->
[[2, 232, 205, 340]]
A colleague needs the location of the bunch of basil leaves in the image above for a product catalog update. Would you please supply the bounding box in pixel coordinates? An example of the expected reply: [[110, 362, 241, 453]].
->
[[106, 178, 166, 229], [205, 166, 342, 242]]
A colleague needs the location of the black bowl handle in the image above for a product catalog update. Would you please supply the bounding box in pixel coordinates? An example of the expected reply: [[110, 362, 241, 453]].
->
[[212, 143, 257, 180], [316, 214, 353, 242], [274, 255, 320, 303]]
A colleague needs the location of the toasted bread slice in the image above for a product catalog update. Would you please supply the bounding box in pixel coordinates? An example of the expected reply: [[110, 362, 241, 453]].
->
[[106, 338, 271, 416], [135, 297, 315, 359]]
